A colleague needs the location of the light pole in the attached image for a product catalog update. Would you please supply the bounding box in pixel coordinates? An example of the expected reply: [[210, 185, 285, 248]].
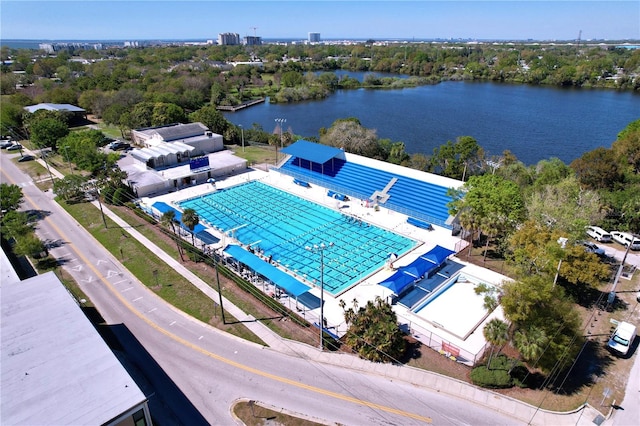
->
[[239, 124, 245, 152], [306, 242, 334, 350], [552, 237, 568, 287], [274, 118, 286, 164]]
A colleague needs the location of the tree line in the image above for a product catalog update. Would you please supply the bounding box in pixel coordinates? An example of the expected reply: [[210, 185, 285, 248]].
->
[[1, 41, 639, 382]]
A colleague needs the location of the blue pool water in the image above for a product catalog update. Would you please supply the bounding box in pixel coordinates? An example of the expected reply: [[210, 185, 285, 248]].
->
[[179, 181, 416, 295]]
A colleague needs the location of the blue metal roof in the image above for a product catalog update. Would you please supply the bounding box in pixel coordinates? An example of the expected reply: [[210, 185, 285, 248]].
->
[[280, 140, 344, 165], [379, 245, 455, 295], [152, 201, 182, 221], [224, 245, 311, 297]]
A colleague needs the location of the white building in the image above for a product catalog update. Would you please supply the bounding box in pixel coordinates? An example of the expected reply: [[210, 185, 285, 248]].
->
[[125, 122, 246, 197], [1, 257, 152, 425], [218, 33, 240, 45]]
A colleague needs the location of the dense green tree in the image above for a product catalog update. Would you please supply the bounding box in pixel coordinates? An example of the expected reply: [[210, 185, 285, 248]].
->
[[570, 147, 622, 190], [429, 136, 484, 180], [342, 296, 407, 363], [0, 183, 24, 213], [527, 176, 603, 238], [507, 220, 564, 276], [152, 103, 186, 126], [448, 174, 526, 260], [53, 175, 89, 202], [532, 157, 572, 189], [320, 118, 382, 158], [0, 210, 31, 239], [189, 105, 230, 136], [0, 101, 27, 140], [57, 130, 109, 173], [27, 116, 69, 150], [129, 102, 186, 128], [12, 233, 47, 259], [612, 119, 640, 175], [500, 275, 582, 373]]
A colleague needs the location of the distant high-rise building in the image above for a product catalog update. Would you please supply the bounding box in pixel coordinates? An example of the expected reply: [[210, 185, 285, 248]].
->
[[218, 33, 241, 46], [243, 36, 262, 46], [308, 32, 321, 43]]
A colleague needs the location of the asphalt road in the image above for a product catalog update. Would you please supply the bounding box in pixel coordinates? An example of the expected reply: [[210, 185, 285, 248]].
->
[[0, 151, 556, 425]]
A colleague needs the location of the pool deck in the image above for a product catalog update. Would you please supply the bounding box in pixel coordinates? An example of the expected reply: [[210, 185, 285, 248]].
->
[[140, 166, 511, 364]]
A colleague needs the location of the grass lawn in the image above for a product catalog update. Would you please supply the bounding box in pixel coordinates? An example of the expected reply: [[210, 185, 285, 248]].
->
[[58, 199, 265, 344]]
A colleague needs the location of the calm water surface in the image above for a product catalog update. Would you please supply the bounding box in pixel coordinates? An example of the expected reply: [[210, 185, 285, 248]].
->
[[224, 80, 640, 165]]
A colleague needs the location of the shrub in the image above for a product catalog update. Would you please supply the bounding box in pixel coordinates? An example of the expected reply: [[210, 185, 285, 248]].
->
[[469, 355, 529, 389], [470, 365, 513, 388]]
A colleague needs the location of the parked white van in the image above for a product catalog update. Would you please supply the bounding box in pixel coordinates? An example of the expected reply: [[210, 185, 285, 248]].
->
[[611, 231, 640, 250], [608, 321, 637, 355], [586, 226, 612, 243]]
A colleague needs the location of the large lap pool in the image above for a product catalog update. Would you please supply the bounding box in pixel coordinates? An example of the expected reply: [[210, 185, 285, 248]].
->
[[179, 181, 416, 295]]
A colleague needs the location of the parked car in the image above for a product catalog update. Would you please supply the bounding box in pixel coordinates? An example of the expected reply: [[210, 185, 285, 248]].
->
[[586, 226, 612, 243], [6, 143, 22, 151], [580, 241, 605, 257], [108, 141, 130, 151], [17, 155, 35, 162], [0, 139, 14, 149], [611, 231, 640, 250], [608, 321, 637, 356]]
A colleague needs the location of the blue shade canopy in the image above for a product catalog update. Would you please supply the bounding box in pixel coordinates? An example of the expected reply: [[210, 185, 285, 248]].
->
[[280, 140, 344, 164], [224, 245, 311, 297], [152, 201, 182, 221], [378, 245, 455, 295], [420, 245, 455, 265], [378, 270, 416, 294]]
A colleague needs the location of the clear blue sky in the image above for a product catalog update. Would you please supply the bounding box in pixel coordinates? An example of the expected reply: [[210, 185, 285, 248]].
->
[[1, 1, 638, 41]]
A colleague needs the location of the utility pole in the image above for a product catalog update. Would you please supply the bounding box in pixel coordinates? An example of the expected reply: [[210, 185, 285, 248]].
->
[[305, 242, 334, 350]]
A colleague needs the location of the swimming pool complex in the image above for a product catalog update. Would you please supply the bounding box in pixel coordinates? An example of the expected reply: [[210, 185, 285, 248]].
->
[[179, 180, 416, 295]]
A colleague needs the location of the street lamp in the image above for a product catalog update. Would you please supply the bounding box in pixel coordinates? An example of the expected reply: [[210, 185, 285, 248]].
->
[[239, 124, 245, 153], [305, 242, 334, 351], [274, 118, 286, 164], [552, 237, 568, 287]]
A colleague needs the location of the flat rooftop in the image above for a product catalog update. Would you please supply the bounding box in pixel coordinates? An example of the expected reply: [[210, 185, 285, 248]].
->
[[1, 271, 147, 425]]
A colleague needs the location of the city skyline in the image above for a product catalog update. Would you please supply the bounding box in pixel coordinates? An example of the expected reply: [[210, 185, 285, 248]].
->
[[1, 1, 639, 42]]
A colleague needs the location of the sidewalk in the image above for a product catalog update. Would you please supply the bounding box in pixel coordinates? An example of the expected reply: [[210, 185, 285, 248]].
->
[[97, 200, 609, 426], [31, 149, 608, 426]]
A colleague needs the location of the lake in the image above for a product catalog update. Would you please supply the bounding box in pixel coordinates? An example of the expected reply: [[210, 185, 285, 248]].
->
[[223, 79, 640, 165]]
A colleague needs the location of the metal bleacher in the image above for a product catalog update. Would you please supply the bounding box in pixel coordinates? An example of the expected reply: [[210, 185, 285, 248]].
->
[[279, 156, 454, 229]]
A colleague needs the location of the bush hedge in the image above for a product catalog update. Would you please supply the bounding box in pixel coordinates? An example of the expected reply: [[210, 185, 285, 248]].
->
[[470, 355, 529, 389]]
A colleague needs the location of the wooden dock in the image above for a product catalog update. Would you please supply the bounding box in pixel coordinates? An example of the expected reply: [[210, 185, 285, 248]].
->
[[216, 98, 265, 112]]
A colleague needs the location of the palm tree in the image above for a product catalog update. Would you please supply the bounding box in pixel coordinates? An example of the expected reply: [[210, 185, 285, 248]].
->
[[514, 326, 548, 364], [181, 208, 200, 246], [161, 210, 184, 261], [483, 318, 509, 369]]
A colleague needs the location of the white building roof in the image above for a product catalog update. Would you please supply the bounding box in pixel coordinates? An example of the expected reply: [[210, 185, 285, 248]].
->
[[1, 271, 147, 425], [130, 141, 195, 162], [23, 103, 86, 114]]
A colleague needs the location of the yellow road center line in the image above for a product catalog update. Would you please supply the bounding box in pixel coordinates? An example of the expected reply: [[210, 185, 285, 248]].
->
[[9, 173, 432, 423]]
